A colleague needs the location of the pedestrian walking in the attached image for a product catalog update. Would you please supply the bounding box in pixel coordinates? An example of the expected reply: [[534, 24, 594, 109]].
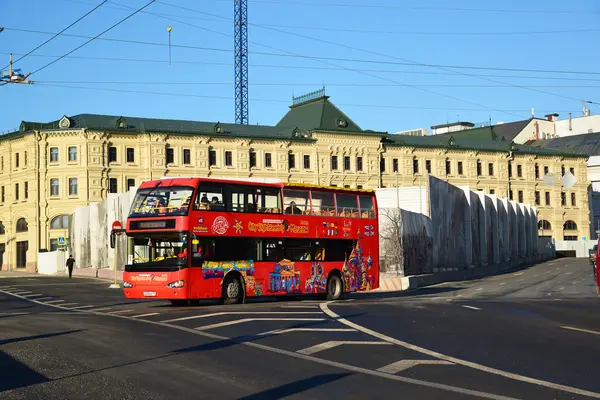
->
[[66, 255, 75, 279]]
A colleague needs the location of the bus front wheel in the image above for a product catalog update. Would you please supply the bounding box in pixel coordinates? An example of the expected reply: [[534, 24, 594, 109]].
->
[[223, 274, 244, 305], [326, 273, 344, 301]]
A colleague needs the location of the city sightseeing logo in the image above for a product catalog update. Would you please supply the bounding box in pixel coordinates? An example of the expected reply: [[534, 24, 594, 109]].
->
[[211, 216, 230, 235]]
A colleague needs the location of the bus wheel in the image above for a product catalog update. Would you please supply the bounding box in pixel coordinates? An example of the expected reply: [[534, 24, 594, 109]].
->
[[326, 273, 344, 301], [223, 275, 244, 305], [169, 299, 189, 306]]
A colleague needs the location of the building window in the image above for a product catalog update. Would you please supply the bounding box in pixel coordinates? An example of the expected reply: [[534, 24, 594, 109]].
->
[[50, 179, 59, 196], [508, 162, 512, 178], [425, 160, 431, 174], [14, 183, 19, 201], [15, 153, 19, 168], [412, 158, 418, 174], [561, 165, 565, 176], [304, 155, 311, 169], [392, 158, 398, 173], [344, 156, 351, 171], [288, 153, 296, 169], [126, 148, 135, 163], [23, 151, 27, 167], [69, 178, 78, 196], [24, 182, 28, 199], [264, 152, 272, 168], [166, 148, 174, 165], [545, 191, 550, 205], [16, 218, 28, 233], [225, 151, 233, 166], [357, 157, 363, 171], [535, 163, 539, 179], [1, 156, 3, 172], [68, 146, 77, 162], [488, 163, 494, 176], [331, 156, 338, 170], [0, 221, 4, 234], [380, 157, 386, 173], [1, 186, 4, 202], [544, 166, 549, 175], [570, 167, 575, 175], [490, 189, 495, 195], [183, 149, 191, 165], [571, 192, 576, 206], [561, 192, 566, 206], [535, 191, 540, 205], [50, 215, 70, 229], [457, 161, 462, 175], [538, 220, 551, 231], [127, 178, 136, 191], [249, 151, 256, 168], [476, 160, 482, 176], [108, 178, 118, 194], [209, 150, 217, 166], [50, 147, 59, 163], [108, 146, 117, 163], [564, 220, 578, 231], [518, 190, 523, 203], [445, 159, 451, 175], [517, 164, 522, 177], [357, 185, 363, 189]]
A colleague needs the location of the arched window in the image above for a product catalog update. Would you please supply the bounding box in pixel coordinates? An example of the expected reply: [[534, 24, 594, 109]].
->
[[0, 221, 5, 235], [50, 215, 70, 229], [538, 220, 551, 230], [16, 218, 28, 233], [563, 220, 578, 231]]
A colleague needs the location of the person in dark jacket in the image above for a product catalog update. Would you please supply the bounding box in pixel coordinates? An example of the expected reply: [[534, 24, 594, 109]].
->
[[66, 255, 75, 278]]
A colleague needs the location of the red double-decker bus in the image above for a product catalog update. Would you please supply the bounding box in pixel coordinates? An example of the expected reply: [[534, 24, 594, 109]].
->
[[122, 177, 379, 305]]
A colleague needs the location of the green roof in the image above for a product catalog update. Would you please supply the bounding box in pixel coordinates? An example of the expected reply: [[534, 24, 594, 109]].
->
[[276, 95, 363, 133]]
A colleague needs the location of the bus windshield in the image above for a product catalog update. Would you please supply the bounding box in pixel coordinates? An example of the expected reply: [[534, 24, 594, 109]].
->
[[127, 233, 188, 271], [129, 186, 194, 217]]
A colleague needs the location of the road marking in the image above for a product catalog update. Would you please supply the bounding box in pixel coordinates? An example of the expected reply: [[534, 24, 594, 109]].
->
[[561, 326, 600, 336], [378, 359, 454, 374], [12, 291, 33, 295], [162, 311, 322, 323], [60, 303, 79, 307], [559, 287, 565, 290], [195, 318, 326, 331], [280, 305, 320, 308], [131, 313, 160, 318], [260, 328, 356, 335], [498, 282, 506, 285], [462, 305, 481, 311], [565, 272, 573, 275], [91, 307, 117, 312], [44, 300, 66, 304], [69, 305, 96, 309], [0, 288, 517, 400], [34, 297, 53, 301], [0, 312, 31, 316], [23, 293, 43, 298], [513, 272, 524, 276], [297, 340, 391, 355], [106, 309, 135, 314], [320, 302, 600, 399], [475, 288, 483, 291]]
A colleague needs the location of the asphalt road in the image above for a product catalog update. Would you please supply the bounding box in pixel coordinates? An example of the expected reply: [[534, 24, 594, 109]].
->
[[0, 258, 598, 399]]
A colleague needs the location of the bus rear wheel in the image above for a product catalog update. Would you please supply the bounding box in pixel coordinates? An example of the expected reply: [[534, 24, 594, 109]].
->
[[326, 273, 344, 301], [223, 275, 244, 305]]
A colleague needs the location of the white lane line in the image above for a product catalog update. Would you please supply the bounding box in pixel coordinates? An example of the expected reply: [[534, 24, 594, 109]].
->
[[565, 272, 573, 275], [280, 305, 320, 309], [91, 307, 117, 312], [35, 297, 53, 301], [378, 359, 454, 374], [195, 318, 325, 331], [498, 282, 506, 285], [559, 287, 565, 291], [44, 300, 66, 304], [69, 305, 96, 309], [131, 313, 160, 318], [297, 340, 391, 355], [59, 303, 79, 307], [320, 302, 600, 399], [106, 309, 135, 314], [12, 291, 33, 295], [23, 294, 44, 298], [561, 326, 600, 336], [162, 311, 322, 323], [0, 288, 517, 400], [461, 305, 482, 311], [475, 288, 483, 291], [260, 328, 356, 336], [513, 272, 524, 276], [0, 312, 31, 316]]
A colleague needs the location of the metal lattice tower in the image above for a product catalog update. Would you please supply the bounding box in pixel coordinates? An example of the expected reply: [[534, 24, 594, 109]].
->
[[234, 0, 249, 125]]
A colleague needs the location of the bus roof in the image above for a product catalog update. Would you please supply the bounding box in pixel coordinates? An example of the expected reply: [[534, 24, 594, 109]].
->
[[137, 177, 375, 194]]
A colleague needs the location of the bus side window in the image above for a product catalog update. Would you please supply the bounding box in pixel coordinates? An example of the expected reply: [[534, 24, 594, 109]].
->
[[359, 195, 375, 219], [194, 184, 224, 211], [310, 191, 335, 216], [283, 189, 309, 215], [336, 193, 359, 218]]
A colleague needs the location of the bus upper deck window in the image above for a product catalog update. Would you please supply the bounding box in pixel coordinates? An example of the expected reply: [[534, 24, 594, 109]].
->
[[359, 195, 375, 219], [310, 191, 335, 216], [336, 193, 359, 218], [283, 189, 309, 215]]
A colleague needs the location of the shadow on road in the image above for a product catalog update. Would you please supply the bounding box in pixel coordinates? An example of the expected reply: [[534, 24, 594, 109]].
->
[[0, 330, 85, 346], [0, 351, 50, 392], [237, 373, 352, 399]]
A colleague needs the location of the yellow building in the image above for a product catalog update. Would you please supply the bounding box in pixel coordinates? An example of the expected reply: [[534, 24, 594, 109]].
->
[[0, 91, 590, 272]]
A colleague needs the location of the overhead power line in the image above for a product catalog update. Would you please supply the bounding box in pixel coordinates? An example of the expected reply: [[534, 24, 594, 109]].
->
[[61, 0, 600, 36], [29, 0, 157, 76], [32, 83, 583, 114], [6, 26, 600, 77], [5, 51, 600, 83], [1, 0, 108, 71]]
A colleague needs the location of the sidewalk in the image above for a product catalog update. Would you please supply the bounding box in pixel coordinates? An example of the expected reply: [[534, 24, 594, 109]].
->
[[0, 268, 122, 283]]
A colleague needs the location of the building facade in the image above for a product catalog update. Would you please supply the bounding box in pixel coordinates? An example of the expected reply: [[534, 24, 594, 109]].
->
[[0, 93, 590, 272]]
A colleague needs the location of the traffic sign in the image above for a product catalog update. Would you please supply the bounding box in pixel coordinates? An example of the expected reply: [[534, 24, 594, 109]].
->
[[112, 221, 123, 230], [583, 236, 587, 241], [57, 237, 66, 246]]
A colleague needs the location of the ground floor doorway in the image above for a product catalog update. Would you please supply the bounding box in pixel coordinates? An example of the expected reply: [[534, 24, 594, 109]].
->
[[16, 241, 28, 269]]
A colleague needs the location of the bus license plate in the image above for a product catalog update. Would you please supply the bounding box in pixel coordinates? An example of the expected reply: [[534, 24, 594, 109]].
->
[[143, 291, 156, 297]]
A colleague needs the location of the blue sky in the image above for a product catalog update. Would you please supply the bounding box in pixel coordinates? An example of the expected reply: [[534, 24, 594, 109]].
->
[[1, 0, 599, 133]]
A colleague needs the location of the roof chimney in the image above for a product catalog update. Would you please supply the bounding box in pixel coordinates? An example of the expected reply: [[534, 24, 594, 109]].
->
[[544, 113, 559, 122]]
